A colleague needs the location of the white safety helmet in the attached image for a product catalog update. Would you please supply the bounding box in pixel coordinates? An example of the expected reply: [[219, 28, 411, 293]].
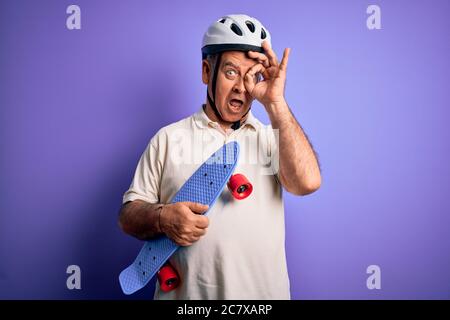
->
[[201, 14, 272, 59]]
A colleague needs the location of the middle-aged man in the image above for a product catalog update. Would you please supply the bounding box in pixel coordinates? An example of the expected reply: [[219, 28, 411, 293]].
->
[[119, 14, 322, 299]]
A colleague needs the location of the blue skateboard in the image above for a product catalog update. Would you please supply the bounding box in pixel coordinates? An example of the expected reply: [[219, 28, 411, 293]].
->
[[119, 141, 253, 295]]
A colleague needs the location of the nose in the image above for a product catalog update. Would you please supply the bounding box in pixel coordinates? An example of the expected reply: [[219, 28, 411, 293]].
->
[[232, 76, 246, 94]]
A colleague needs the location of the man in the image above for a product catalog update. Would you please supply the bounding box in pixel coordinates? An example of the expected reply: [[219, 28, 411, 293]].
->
[[119, 14, 321, 299]]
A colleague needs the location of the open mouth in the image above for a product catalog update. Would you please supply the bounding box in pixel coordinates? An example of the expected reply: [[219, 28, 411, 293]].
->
[[229, 99, 244, 109]]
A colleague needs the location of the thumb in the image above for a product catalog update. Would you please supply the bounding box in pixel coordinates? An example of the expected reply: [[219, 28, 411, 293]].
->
[[244, 72, 256, 95], [185, 201, 209, 214]]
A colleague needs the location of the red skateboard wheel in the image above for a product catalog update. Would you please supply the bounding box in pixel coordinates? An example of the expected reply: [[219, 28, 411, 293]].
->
[[227, 173, 253, 200], [157, 262, 180, 292]]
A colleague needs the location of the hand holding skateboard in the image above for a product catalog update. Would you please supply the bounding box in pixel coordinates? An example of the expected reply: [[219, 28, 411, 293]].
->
[[159, 201, 209, 247]]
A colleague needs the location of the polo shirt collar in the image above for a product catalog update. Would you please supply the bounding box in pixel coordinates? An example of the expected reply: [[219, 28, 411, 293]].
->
[[194, 105, 260, 131]]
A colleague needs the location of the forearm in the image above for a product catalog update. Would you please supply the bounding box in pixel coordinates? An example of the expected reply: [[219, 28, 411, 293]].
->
[[265, 100, 321, 195], [118, 199, 164, 240]]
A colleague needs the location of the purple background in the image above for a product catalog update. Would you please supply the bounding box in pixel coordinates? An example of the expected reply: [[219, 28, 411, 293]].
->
[[1, 0, 449, 299]]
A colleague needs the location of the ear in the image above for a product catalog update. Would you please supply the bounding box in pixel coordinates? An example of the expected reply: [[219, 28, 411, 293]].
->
[[202, 59, 211, 85]]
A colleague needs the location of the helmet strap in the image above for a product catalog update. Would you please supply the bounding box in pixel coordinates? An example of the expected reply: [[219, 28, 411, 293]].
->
[[206, 52, 243, 131]]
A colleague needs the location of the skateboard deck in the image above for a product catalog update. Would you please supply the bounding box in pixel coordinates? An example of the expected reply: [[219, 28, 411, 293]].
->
[[119, 141, 240, 295]]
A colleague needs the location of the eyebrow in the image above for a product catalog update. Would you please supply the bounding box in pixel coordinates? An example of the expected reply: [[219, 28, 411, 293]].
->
[[222, 61, 240, 69]]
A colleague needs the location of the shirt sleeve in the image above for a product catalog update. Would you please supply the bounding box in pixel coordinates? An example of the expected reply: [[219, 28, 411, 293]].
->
[[122, 136, 163, 205]]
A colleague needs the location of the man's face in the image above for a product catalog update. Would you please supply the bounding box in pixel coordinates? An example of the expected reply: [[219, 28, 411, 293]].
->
[[202, 51, 258, 123]]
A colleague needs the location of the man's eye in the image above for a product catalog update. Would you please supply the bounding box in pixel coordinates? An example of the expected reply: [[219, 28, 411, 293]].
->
[[226, 70, 237, 76]]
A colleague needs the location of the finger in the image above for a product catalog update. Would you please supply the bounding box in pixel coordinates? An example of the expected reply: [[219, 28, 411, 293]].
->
[[245, 63, 264, 93], [262, 40, 278, 67], [173, 235, 191, 246], [195, 215, 209, 229], [279, 48, 291, 72], [244, 73, 256, 94], [178, 240, 193, 247], [179, 233, 198, 244], [256, 58, 270, 68], [185, 201, 209, 214], [247, 63, 265, 75], [193, 227, 207, 237], [187, 235, 200, 243], [246, 63, 266, 80], [247, 51, 270, 67], [249, 63, 269, 81]]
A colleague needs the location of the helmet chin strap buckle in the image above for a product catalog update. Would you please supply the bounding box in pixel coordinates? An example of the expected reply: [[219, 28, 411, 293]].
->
[[231, 121, 240, 130]]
